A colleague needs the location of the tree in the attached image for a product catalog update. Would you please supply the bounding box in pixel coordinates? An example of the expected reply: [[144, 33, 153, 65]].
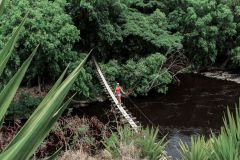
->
[[229, 4, 240, 66], [65, 0, 183, 98], [160, 0, 238, 67], [67, 0, 182, 60], [101, 53, 172, 96], [0, 0, 80, 85]]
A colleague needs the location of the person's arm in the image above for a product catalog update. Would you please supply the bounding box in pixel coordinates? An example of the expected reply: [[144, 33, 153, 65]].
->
[[120, 86, 126, 95]]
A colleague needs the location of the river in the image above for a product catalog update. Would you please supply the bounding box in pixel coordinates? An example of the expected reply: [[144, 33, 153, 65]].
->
[[79, 73, 240, 159]]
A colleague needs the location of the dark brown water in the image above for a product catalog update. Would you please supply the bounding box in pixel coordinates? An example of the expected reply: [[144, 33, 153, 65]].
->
[[80, 73, 240, 159], [129, 73, 240, 159]]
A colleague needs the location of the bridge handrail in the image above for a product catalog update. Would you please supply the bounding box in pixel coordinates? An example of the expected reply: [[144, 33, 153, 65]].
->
[[92, 56, 139, 132]]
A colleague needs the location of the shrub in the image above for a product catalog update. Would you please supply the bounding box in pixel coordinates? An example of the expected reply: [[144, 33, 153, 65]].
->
[[231, 47, 240, 66], [8, 92, 41, 119], [137, 127, 166, 160], [180, 102, 240, 160], [179, 137, 210, 160], [210, 106, 240, 160], [102, 125, 167, 160]]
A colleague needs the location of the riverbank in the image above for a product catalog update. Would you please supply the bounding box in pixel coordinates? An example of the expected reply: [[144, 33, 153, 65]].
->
[[201, 71, 240, 84]]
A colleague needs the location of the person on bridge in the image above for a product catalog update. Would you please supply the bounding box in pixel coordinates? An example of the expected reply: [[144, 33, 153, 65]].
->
[[115, 83, 125, 105]]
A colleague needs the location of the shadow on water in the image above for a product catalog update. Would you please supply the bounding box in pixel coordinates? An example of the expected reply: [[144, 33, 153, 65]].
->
[[79, 73, 240, 159]]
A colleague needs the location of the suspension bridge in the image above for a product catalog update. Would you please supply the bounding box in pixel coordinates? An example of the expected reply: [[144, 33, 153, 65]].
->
[[92, 56, 140, 132]]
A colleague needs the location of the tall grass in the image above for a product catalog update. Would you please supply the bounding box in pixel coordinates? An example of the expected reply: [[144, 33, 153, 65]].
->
[[210, 106, 240, 160], [137, 127, 166, 160], [179, 137, 210, 160], [103, 125, 167, 160], [180, 103, 240, 160]]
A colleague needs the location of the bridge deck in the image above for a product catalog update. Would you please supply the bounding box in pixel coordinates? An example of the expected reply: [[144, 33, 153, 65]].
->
[[92, 56, 139, 132]]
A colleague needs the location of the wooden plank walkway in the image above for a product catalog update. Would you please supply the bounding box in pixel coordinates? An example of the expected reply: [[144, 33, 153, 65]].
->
[[92, 56, 139, 132]]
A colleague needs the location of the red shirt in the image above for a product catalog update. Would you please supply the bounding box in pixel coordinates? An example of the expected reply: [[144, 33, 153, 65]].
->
[[115, 86, 121, 93]]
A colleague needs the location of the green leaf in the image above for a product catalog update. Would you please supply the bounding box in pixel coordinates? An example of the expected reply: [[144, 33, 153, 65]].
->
[[46, 147, 63, 160], [23, 97, 73, 160], [0, 12, 28, 76], [5, 64, 69, 149], [0, 46, 38, 125], [0, 51, 91, 160], [0, 0, 6, 16], [31, 96, 74, 158]]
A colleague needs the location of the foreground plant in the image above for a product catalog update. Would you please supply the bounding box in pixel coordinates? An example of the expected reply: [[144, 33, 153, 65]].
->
[[103, 125, 167, 160], [210, 106, 240, 160], [0, 50, 91, 159], [180, 103, 240, 160], [0, 15, 30, 125], [0, 1, 91, 159], [137, 127, 167, 160], [179, 137, 209, 160]]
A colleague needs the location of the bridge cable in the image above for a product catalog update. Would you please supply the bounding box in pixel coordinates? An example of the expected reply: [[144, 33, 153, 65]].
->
[[124, 95, 156, 127]]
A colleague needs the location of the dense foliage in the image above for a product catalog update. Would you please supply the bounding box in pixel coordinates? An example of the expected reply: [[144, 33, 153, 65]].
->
[[2, 0, 240, 99], [101, 53, 172, 95], [0, 1, 92, 158], [8, 92, 41, 119], [161, 0, 239, 66], [67, 0, 182, 59], [0, 0, 79, 84], [2, 1, 240, 159]]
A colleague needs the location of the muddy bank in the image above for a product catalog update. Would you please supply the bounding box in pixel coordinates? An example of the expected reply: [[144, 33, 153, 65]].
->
[[201, 71, 240, 84]]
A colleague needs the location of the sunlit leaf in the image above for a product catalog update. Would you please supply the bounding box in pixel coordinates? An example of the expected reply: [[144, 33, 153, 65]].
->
[[0, 46, 38, 125], [0, 51, 91, 160]]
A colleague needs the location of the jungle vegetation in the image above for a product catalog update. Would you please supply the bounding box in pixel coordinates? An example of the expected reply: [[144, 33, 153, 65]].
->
[[0, 0, 91, 158], [1, 1, 240, 159], [1, 0, 240, 99]]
